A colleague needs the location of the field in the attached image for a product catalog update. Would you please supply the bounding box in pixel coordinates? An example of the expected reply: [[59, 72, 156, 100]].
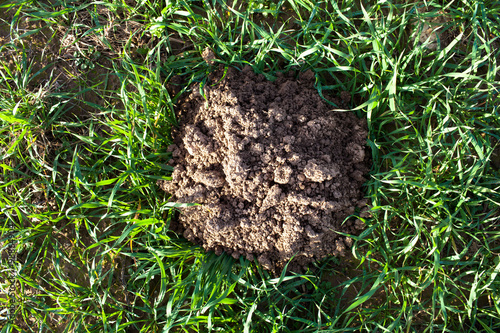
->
[[0, 0, 500, 332]]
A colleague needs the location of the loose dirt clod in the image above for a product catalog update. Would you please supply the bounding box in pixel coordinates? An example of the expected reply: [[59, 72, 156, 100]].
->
[[158, 66, 371, 273]]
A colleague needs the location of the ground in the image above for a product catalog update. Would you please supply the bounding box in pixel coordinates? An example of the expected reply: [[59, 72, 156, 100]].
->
[[0, 0, 499, 332], [160, 64, 371, 273]]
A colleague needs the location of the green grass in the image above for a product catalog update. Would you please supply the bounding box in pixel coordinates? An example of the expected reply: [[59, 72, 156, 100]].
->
[[0, 0, 500, 331]]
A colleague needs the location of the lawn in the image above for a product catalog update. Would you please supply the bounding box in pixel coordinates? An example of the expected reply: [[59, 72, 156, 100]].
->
[[0, 0, 499, 332]]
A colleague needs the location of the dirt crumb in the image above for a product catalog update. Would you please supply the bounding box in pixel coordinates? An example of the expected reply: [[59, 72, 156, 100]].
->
[[201, 47, 216, 65], [159, 66, 371, 273]]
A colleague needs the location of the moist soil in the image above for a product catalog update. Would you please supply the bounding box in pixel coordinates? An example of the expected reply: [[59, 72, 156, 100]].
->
[[158, 65, 371, 273]]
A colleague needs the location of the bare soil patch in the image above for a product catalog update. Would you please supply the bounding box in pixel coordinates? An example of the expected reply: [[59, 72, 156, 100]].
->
[[158, 65, 371, 273]]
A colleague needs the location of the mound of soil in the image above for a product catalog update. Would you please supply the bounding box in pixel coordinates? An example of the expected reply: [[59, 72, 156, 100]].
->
[[158, 66, 371, 273]]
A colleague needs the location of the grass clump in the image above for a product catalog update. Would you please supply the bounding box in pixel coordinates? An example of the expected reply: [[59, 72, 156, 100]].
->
[[0, 0, 499, 332]]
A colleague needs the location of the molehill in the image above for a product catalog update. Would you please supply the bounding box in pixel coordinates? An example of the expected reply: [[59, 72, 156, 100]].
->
[[158, 65, 371, 273]]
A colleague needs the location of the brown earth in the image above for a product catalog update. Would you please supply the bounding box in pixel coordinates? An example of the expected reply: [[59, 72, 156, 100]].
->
[[158, 65, 371, 273]]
